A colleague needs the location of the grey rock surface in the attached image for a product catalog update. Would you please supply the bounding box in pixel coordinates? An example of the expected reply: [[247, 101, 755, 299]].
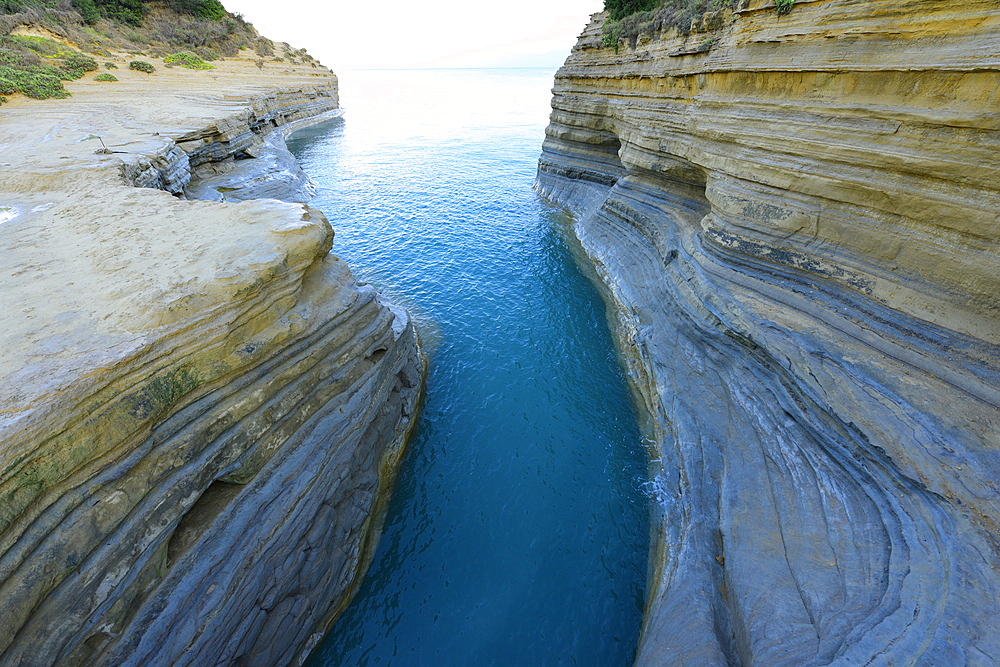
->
[[537, 0, 1000, 663]]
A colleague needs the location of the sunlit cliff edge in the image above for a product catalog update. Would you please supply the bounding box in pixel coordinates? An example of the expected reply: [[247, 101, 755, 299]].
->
[[537, 0, 1000, 663], [0, 57, 423, 664]]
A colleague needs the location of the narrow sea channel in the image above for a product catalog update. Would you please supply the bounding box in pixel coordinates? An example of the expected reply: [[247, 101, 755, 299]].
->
[[288, 69, 650, 665]]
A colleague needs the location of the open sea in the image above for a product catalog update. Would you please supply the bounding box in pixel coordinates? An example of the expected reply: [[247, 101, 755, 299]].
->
[[286, 68, 650, 666]]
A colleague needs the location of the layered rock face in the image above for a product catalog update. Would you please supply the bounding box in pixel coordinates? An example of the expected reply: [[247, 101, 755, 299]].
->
[[0, 67, 422, 664], [537, 1, 1000, 663]]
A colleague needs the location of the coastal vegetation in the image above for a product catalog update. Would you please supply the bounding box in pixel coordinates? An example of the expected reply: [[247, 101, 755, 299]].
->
[[0, 0, 324, 104], [602, 0, 789, 50], [1, 0, 262, 60], [0, 34, 97, 101]]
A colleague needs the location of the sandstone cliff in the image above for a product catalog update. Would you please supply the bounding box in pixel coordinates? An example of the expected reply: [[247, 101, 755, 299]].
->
[[0, 60, 422, 664], [537, 0, 1000, 663]]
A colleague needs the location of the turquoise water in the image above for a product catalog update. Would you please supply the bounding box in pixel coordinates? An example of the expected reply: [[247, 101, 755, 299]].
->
[[288, 69, 649, 666]]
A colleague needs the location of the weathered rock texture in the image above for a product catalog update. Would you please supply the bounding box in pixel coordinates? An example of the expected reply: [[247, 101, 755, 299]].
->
[[537, 0, 1000, 663], [0, 60, 422, 664]]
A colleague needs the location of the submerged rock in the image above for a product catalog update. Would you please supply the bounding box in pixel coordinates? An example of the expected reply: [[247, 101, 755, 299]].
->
[[0, 63, 422, 664], [537, 0, 1000, 663]]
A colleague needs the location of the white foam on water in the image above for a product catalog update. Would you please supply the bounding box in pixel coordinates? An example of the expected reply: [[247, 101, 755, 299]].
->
[[0, 206, 18, 224]]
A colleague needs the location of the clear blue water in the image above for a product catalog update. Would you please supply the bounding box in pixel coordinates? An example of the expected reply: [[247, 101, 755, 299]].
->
[[288, 69, 650, 666]]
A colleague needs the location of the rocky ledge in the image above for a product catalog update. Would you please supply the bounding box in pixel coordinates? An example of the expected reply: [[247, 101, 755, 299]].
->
[[0, 61, 422, 664], [537, 0, 999, 663]]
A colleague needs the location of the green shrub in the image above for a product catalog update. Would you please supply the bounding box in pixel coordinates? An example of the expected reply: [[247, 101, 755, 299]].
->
[[163, 51, 214, 69], [0, 0, 28, 13], [104, 61, 117, 68], [0, 64, 69, 98], [93, 71, 116, 81], [775, 0, 793, 13], [59, 52, 98, 79], [602, 23, 623, 51], [0, 40, 103, 99], [605, 0, 660, 21], [96, 0, 146, 26], [128, 59, 154, 73], [167, 0, 227, 20], [71, 0, 99, 24]]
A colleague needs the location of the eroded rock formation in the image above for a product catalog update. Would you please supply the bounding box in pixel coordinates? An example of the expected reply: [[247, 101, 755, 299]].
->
[[0, 65, 422, 664], [537, 0, 1000, 663]]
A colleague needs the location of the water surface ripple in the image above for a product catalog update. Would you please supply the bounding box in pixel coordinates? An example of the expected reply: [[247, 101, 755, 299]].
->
[[290, 69, 649, 666]]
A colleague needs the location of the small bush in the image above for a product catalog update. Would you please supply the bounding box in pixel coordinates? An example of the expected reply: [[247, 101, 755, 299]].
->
[[128, 59, 154, 73], [59, 52, 98, 79], [93, 71, 116, 81], [775, 0, 793, 13], [602, 24, 622, 51], [163, 51, 214, 69], [104, 61, 117, 69]]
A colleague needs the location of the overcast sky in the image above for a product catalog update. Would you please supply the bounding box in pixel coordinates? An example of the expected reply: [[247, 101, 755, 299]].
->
[[222, 0, 603, 70]]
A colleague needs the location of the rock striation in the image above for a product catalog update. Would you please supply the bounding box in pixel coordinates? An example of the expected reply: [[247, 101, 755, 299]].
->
[[537, 0, 1000, 663], [0, 61, 422, 664]]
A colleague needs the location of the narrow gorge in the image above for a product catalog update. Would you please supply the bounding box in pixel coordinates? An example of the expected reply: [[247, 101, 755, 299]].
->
[[3, 0, 999, 662], [536, 0, 1000, 663], [0, 61, 422, 664]]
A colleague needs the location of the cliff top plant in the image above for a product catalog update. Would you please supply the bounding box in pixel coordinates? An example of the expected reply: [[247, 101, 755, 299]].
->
[[0, 0, 273, 62], [59, 51, 98, 77], [93, 70, 115, 80], [602, 0, 739, 50], [0, 0, 327, 104], [67, 0, 227, 27], [605, 0, 660, 22], [163, 50, 213, 68]]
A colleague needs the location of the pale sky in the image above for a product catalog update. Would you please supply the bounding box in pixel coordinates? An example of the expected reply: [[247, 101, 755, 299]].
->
[[222, 0, 603, 70]]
